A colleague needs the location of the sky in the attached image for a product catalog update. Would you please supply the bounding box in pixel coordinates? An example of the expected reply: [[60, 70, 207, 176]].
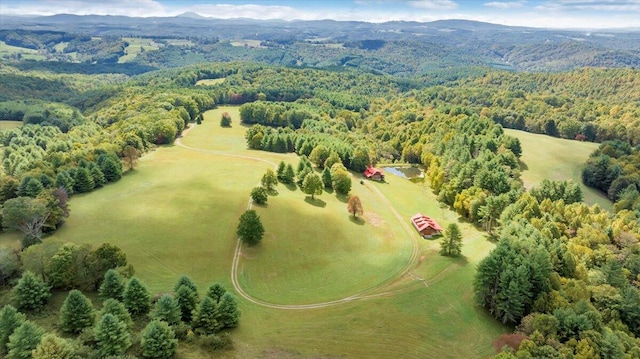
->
[[1, 0, 639, 29]]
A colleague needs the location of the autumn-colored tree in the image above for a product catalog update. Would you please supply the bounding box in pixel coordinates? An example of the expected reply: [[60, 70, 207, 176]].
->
[[347, 195, 364, 218], [123, 146, 139, 171]]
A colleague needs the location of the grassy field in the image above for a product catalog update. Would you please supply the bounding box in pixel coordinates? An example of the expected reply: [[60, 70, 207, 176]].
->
[[2, 107, 506, 358], [0, 40, 46, 60], [504, 128, 612, 211], [119, 37, 161, 63], [0, 120, 22, 130], [195, 78, 226, 86]]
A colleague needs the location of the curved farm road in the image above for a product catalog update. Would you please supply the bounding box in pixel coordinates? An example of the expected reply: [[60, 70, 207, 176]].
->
[[175, 125, 422, 310]]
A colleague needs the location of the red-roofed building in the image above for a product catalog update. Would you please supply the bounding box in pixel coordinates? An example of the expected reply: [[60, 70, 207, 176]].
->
[[363, 166, 385, 181], [411, 213, 443, 238]]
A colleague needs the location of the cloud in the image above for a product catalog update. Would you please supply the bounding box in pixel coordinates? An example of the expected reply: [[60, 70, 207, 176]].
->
[[484, 1, 526, 10], [0, 0, 170, 17], [536, 0, 640, 12], [408, 0, 458, 10], [189, 4, 306, 20]]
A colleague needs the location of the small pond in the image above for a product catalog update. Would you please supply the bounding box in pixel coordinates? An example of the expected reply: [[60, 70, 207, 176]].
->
[[383, 166, 424, 179]]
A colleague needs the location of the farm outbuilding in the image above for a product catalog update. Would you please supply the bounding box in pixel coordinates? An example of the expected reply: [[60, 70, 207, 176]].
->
[[410, 213, 443, 238], [363, 166, 385, 181]]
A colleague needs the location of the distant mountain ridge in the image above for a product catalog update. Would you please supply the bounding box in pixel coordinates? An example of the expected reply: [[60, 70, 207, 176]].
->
[[0, 15, 638, 73]]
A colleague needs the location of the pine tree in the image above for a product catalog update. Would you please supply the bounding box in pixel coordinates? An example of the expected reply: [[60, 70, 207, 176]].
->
[[192, 296, 222, 335], [173, 275, 198, 294], [0, 305, 26, 355], [12, 270, 50, 311], [151, 294, 181, 326], [123, 277, 151, 316], [322, 167, 332, 188], [175, 285, 198, 323], [141, 320, 178, 359], [94, 313, 131, 357], [218, 292, 240, 329], [276, 161, 286, 181], [32, 334, 74, 359], [440, 223, 463, 257], [59, 289, 95, 334], [7, 321, 44, 359], [206, 283, 226, 303], [282, 163, 295, 184], [73, 167, 94, 193], [99, 298, 133, 331], [98, 269, 126, 301]]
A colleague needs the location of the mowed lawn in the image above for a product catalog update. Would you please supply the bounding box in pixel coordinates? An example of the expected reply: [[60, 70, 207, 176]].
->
[[36, 106, 506, 358], [504, 128, 612, 211]]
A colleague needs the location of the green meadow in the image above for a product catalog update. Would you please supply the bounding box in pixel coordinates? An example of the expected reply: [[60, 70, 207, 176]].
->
[[119, 37, 161, 63], [504, 128, 612, 211], [39, 107, 507, 357], [0, 40, 45, 60]]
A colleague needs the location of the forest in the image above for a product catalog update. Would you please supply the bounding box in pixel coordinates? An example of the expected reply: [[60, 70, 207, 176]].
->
[[0, 20, 639, 357]]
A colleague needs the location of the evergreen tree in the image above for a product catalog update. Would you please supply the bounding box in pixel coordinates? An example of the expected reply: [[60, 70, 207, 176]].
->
[[17, 176, 43, 198], [12, 270, 50, 311], [330, 163, 351, 195], [206, 283, 226, 303], [89, 163, 106, 188], [99, 298, 133, 331], [440, 223, 463, 257], [94, 313, 131, 358], [282, 163, 295, 184], [7, 321, 44, 359], [236, 210, 265, 246], [123, 277, 151, 316], [73, 167, 94, 193], [98, 269, 125, 301], [98, 155, 122, 182], [322, 167, 332, 189], [0, 305, 26, 355], [59, 289, 95, 334], [173, 275, 198, 294], [55, 172, 74, 195], [276, 161, 286, 181], [141, 320, 178, 359], [175, 285, 198, 323], [32, 334, 74, 359], [192, 296, 222, 335], [218, 292, 240, 329], [151, 294, 181, 326]]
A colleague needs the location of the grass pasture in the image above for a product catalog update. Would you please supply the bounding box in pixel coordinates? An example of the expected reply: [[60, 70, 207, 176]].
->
[[0, 120, 22, 130], [119, 37, 161, 63], [10, 106, 507, 358], [195, 78, 226, 86], [0, 40, 45, 60], [504, 128, 612, 211]]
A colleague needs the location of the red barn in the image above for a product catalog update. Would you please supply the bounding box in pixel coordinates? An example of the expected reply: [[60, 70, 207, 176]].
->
[[363, 166, 385, 181], [411, 213, 443, 238]]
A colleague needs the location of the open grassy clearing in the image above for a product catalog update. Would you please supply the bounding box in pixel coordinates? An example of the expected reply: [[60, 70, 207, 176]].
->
[[6, 106, 507, 358], [0, 40, 45, 60], [0, 120, 22, 130], [230, 39, 265, 48], [119, 37, 161, 63], [504, 128, 612, 211], [195, 78, 226, 86]]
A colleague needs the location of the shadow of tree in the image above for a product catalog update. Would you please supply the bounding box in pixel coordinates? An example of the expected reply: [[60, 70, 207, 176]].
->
[[284, 183, 297, 192], [349, 216, 365, 225], [336, 193, 349, 203], [304, 197, 326, 207], [267, 189, 279, 197]]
